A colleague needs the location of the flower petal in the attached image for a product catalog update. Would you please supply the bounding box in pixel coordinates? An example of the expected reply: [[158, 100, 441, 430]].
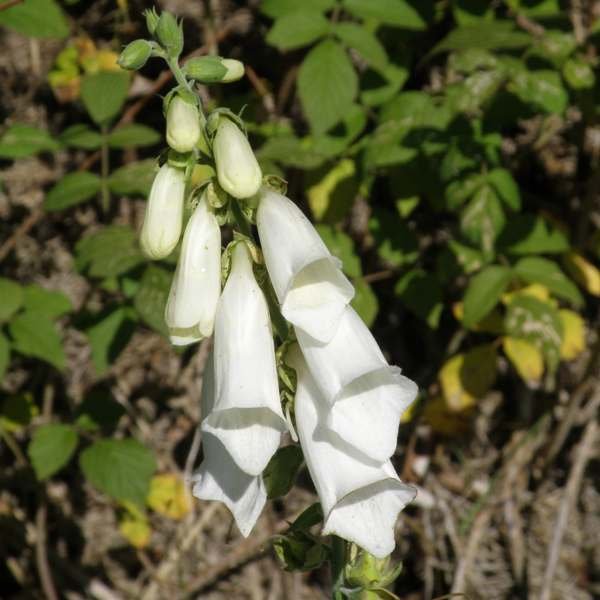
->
[[289, 346, 416, 558], [165, 192, 221, 338], [257, 188, 354, 343], [205, 242, 286, 475]]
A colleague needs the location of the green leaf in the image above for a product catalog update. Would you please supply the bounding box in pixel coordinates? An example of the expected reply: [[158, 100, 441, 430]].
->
[[133, 265, 172, 336], [395, 269, 443, 329], [333, 23, 388, 70], [563, 57, 595, 90], [497, 214, 569, 254], [297, 39, 358, 134], [342, 0, 426, 29], [514, 257, 583, 307], [86, 308, 136, 375], [264, 445, 304, 499], [351, 279, 379, 327], [75, 225, 145, 278], [361, 61, 409, 107], [59, 124, 102, 150], [80, 439, 156, 506], [22, 285, 72, 318], [44, 172, 101, 212], [80, 71, 130, 125], [261, 0, 335, 18], [460, 184, 505, 254], [487, 168, 521, 210], [505, 295, 563, 372], [0, 332, 10, 381], [0, 0, 68, 38], [9, 312, 65, 370], [108, 124, 161, 148], [369, 209, 419, 267], [453, 0, 494, 25], [509, 70, 568, 114], [108, 160, 156, 197], [267, 12, 329, 50], [445, 173, 485, 210], [0, 393, 37, 432], [28, 424, 78, 480], [0, 124, 60, 158], [432, 21, 531, 54], [0, 278, 23, 322], [315, 225, 362, 277], [463, 265, 513, 327]]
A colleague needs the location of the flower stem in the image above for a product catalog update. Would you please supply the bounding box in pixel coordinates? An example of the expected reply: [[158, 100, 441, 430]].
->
[[331, 536, 347, 599]]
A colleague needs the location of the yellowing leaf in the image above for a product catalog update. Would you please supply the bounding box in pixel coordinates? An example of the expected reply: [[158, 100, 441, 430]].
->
[[502, 336, 544, 383], [439, 344, 497, 411], [147, 474, 192, 520], [307, 159, 356, 222], [400, 398, 418, 424], [119, 512, 151, 549], [423, 395, 472, 436], [502, 283, 550, 304], [452, 301, 504, 333], [559, 309, 585, 360], [564, 252, 600, 296]]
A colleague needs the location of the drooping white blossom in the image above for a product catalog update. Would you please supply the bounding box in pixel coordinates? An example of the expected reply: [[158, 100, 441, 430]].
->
[[164, 191, 221, 346], [256, 188, 354, 343], [166, 95, 201, 153], [140, 164, 185, 260], [212, 118, 262, 199], [201, 242, 286, 475], [295, 306, 417, 463], [288, 346, 416, 558], [191, 352, 266, 537]]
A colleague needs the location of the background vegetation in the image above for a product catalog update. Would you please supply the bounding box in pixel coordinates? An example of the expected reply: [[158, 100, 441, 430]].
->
[[0, 0, 599, 598]]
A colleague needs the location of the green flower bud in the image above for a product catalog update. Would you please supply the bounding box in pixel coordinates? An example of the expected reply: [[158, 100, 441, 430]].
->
[[118, 39, 153, 70], [184, 56, 245, 83], [166, 95, 201, 153], [143, 8, 159, 35], [155, 12, 183, 58]]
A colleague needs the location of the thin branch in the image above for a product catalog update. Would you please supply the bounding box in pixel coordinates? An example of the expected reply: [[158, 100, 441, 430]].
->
[[35, 503, 59, 600], [0, 209, 43, 263], [539, 419, 597, 600]]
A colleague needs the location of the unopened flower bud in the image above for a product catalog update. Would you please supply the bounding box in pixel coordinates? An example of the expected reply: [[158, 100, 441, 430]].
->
[[155, 11, 183, 57], [213, 118, 262, 199], [140, 164, 185, 260], [166, 95, 201, 153], [143, 8, 159, 35], [118, 39, 152, 70], [184, 56, 245, 83]]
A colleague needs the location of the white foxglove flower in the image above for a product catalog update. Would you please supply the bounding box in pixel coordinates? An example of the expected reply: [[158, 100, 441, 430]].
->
[[192, 353, 266, 537], [140, 164, 185, 260], [296, 306, 417, 463], [289, 346, 416, 558], [166, 95, 201, 153], [164, 192, 221, 346], [256, 188, 354, 343], [202, 242, 286, 475], [213, 118, 262, 199]]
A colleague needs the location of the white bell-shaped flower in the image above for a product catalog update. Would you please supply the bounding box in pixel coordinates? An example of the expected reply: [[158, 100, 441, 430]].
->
[[202, 242, 286, 475], [166, 95, 201, 153], [256, 188, 354, 343], [140, 164, 186, 260], [213, 118, 262, 199], [289, 346, 416, 558], [164, 191, 222, 346], [296, 306, 417, 463], [192, 353, 266, 537]]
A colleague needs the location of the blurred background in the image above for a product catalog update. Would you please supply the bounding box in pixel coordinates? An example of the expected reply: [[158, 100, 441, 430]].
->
[[0, 0, 599, 598]]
